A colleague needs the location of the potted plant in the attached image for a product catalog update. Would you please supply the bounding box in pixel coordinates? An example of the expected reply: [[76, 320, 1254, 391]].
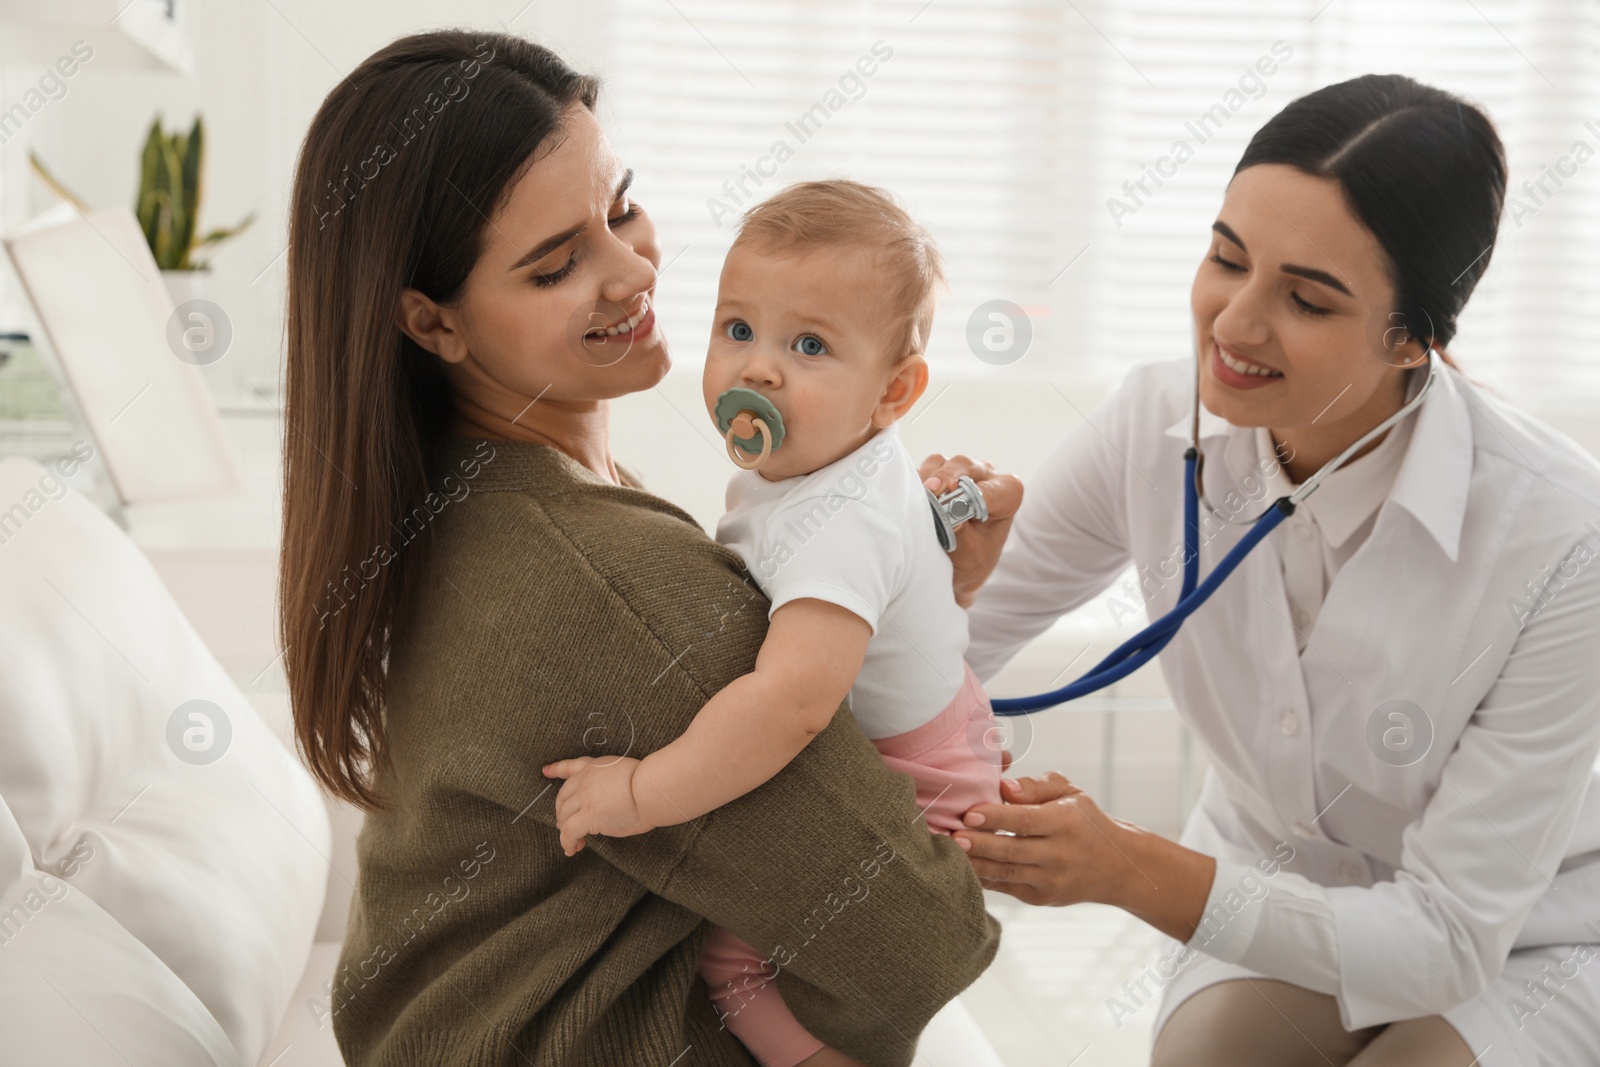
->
[[29, 113, 255, 305]]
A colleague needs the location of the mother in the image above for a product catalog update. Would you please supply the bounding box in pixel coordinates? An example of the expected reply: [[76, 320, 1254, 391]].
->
[[277, 30, 1010, 1067], [936, 75, 1600, 1066]]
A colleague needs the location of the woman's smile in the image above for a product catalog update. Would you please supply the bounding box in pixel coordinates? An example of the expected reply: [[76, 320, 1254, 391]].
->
[[584, 295, 654, 340], [1210, 340, 1283, 390]]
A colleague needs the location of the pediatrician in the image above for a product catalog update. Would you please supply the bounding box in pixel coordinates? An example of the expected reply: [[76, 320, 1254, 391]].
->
[[927, 74, 1600, 1066]]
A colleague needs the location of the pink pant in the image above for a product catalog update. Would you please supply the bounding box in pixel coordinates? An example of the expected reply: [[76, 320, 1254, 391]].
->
[[697, 659, 1003, 1066]]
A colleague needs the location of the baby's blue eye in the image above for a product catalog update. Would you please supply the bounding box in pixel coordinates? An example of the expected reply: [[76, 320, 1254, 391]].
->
[[795, 335, 828, 356], [726, 321, 754, 342]]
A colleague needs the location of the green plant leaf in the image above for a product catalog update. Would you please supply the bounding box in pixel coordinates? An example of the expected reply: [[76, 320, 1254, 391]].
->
[[136, 117, 164, 251], [178, 117, 202, 269], [195, 211, 257, 246], [158, 133, 188, 270], [146, 188, 175, 269], [132, 111, 246, 269], [27, 152, 90, 213]]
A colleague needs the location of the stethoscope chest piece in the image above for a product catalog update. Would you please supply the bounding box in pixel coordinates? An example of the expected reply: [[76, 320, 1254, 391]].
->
[[714, 388, 787, 470], [927, 475, 988, 552]]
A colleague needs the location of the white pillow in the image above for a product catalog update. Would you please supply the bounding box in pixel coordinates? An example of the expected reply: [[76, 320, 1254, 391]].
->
[[0, 795, 241, 1066], [0, 456, 330, 1065]]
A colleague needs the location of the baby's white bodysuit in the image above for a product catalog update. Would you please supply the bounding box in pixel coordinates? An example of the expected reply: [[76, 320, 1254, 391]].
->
[[714, 423, 968, 739]]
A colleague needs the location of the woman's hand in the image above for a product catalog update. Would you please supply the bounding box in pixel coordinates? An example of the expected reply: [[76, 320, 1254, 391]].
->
[[919, 454, 1023, 608], [542, 756, 652, 856], [952, 771, 1217, 943]]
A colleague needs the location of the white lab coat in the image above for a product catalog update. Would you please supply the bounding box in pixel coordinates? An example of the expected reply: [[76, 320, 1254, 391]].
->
[[964, 357, 1600, 1059]]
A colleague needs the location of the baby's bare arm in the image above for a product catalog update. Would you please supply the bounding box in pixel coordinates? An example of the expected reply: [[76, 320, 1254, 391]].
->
[[629, 598, 870, 828]]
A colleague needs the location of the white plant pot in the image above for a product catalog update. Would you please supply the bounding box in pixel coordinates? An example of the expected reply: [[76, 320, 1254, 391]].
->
[[160, 269, 210, 307]]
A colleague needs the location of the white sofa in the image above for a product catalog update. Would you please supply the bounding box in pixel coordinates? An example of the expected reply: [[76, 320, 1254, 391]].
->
[[0, 456, 330, 1067]]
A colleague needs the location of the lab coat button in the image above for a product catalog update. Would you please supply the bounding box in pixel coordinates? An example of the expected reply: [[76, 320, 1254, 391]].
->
[[1338, 861, 1360, 884], [1279, 711, 1299, 736], [1294, 524, 1313, 541], [1291, 821, 1313, 839], [1294, 610, 1311, 629]]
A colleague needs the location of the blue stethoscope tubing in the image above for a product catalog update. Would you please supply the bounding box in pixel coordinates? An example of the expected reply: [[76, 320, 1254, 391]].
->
[[989, 348, 1439, 716]]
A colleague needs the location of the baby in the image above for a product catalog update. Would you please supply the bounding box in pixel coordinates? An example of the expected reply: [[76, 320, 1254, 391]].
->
[[543, 179, 1002, 1067]]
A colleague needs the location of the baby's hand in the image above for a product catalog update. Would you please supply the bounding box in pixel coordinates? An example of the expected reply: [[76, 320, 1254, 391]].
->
[[541, 756, 650, 856]]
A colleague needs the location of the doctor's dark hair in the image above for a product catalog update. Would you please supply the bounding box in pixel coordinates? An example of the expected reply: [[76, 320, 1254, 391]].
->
[[1234, 74, 1507, 356], [280, 29, 600, 810]]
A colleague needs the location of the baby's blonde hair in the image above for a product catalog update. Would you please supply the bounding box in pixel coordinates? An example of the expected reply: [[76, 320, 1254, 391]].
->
[[732, 179, 946, 362]]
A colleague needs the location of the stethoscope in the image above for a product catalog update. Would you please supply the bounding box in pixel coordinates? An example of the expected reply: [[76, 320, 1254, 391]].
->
[[712, 347, 1438, 715], [987, 346, 1441, 714]]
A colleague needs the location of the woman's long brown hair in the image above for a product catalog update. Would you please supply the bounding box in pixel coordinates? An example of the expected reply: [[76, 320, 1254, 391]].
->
[[280, 30, 599, 809]]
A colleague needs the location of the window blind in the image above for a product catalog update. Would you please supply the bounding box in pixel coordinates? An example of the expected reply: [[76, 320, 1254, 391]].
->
[[597, 0, 1600, 408]]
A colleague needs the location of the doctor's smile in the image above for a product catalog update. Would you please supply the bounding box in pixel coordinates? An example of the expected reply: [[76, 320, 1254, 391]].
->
[[1210, 340, 1283, 386]]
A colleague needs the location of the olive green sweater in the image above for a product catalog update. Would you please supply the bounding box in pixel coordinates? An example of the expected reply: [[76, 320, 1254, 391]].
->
[[332, 436, 1001, 1067]]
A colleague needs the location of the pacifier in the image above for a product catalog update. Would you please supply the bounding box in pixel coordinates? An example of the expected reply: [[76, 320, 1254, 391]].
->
[[713, 387, 787, 470]]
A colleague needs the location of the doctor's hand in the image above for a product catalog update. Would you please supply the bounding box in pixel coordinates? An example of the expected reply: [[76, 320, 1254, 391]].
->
[[918, 454, 1023, 608], [952, 771, 1216, 943], [542, 756, 653, 857]]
